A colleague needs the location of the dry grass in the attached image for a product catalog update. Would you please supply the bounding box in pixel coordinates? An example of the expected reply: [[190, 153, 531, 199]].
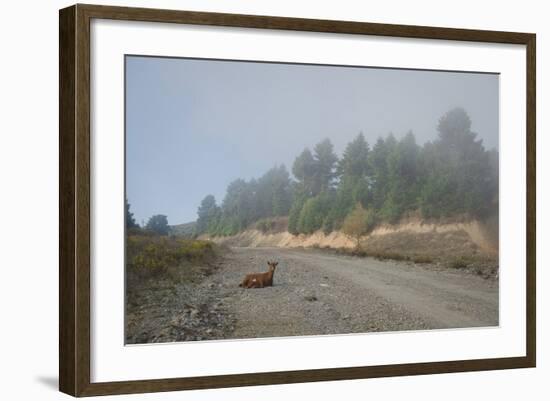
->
[[329, 243, 441, 265]]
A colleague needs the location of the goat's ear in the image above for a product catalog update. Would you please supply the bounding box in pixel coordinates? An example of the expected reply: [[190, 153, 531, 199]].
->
[[274, 262, 279, 267]]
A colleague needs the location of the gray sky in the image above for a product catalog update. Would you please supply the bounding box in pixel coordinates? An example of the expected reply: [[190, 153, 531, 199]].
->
[[126, 56, 499, 225]]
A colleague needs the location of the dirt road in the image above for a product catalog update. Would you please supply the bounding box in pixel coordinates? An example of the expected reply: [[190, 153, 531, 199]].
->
[[126, 246, 499, 343], [206, 247, 499, 339]]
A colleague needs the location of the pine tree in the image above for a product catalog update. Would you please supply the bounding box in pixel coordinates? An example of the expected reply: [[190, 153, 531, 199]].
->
[[369, 135, 393, 210], [196, 195, 220, 234], [337, 132, 370, 178], [292, 148, 316, 196], [380, 131, 420, 222], [420, 107, 496, 218], [192, 107, 497, 237], [219, 179, 256, 234], [288, 188, 307, 235], [312, 138, 338, 195], [145, 214, 169, 235], [329, 133, 371, 228], [125, 198, 138, 229]]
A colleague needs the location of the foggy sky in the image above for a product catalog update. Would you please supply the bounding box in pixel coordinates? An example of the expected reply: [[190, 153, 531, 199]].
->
[[126, 56, 499, 225]]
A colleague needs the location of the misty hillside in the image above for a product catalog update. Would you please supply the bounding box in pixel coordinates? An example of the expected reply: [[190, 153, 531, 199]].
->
[[192, 108, 498, 240], [170, 221, 197, 237]]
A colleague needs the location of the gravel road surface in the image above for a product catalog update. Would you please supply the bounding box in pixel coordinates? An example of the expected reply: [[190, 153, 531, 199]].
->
[[208, 247, 498, 339], [126, 246, 498, 343]]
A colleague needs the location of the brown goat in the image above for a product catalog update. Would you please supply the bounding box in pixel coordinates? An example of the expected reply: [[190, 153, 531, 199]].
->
[[239, 261, 278, 288]]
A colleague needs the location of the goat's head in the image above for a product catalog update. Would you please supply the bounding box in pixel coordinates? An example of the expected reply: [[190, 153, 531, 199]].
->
[[267, 261, 279, 271]]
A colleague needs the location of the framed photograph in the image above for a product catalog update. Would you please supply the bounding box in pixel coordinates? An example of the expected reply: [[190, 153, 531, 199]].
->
[[59, 4, 536, 397]]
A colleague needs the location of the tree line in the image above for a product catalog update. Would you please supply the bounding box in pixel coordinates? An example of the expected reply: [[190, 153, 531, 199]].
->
[[126, 199, 170, 235], [128, 108, 498, 238]]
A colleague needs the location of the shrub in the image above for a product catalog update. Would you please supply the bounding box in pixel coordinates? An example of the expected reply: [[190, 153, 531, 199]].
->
[[342, 203, 377, 243], [126, 235, 218, 275], [255, 218, 276, 233], [126, 226, 145, 236]]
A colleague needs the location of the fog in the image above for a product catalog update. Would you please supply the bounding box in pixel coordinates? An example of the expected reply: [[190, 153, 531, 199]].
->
[[126, 56, 499, 225]]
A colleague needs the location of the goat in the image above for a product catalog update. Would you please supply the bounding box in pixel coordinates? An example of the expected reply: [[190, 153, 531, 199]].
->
[[239, 261, 278, 288]]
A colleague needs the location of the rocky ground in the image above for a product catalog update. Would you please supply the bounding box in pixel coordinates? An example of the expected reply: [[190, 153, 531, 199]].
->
[[125, 262, 236, 344], [125, 247, 498, 344]]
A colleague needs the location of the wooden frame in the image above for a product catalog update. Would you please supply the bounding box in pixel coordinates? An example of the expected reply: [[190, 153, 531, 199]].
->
[[59, 3, 536, 397]]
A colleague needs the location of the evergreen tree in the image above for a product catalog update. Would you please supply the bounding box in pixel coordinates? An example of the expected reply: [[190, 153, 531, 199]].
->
[[271, 165, 293, 216], [256, 165, 293, 217], [193, 107, 498, 237], [196, 195, 220, 234], [125, 198, 138, 229], [288, 186, 308, 235], [292, 148, 316, 196], [219, 179, 256, 234], [369, 135, 395, 210], [337, 132, 370, 178], [380, 131, 420, 222], [296, 191, 333, 234], [146, 214, 169, 235], [420, 107, 495, 218], [312, 138, 338, 194], [329, 133, 371, 228]]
